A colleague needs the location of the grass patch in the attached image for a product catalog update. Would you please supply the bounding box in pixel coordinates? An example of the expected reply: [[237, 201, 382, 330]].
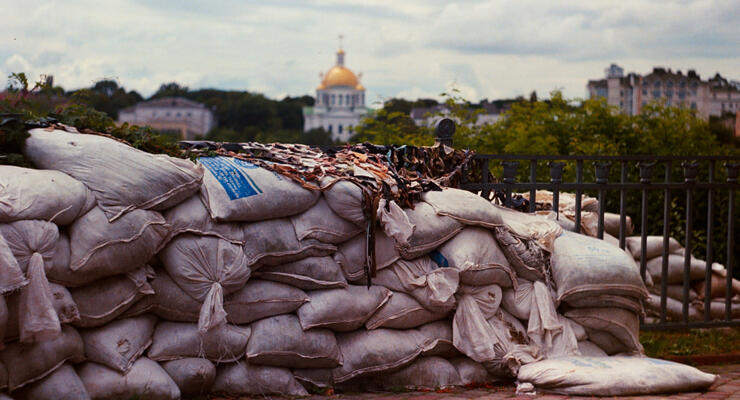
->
[[640, 327, 740, 358]]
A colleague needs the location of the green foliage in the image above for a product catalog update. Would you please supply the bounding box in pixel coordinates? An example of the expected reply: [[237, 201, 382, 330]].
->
[[641, 328, 740, 357], [67, 79, 142, 119], [350, 108, 434, 146]]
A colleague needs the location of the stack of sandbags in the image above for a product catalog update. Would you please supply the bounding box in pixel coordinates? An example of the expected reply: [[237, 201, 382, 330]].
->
[[0, 128, 718, 398], [625, 236, 740, 322]]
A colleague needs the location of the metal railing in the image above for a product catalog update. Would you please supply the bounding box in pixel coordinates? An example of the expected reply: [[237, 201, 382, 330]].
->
[[435, 119, 740, 330]]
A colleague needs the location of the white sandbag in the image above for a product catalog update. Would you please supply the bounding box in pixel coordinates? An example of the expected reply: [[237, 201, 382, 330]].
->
[[334, 230, 400, 281], [161, 358, 216, 397], [568, 318, 588, 341], [253, 256, 348, 290], [376, 198, 414, 244], [68, 207, 168, 275], [212, 361, 308, 397], [297, 285, 391, 331], [1, 325, 84, 390], [199, 156, 319, 222], [291, 197, 363, 244], [494, 204, 562, 252], [223, 280, 308, 324], [246, 314, 341, 368], [422, 188, 503, 227], [397, 201, 463, 259], [160, 234, 250, 332], [501, 278, 534, 320], [78, 357, 180, 400], [418, 320, 459, 358], [71, 266, 154, 328], [332, 328, 430, 383], [163, 195, 244, 244], [373, 257, 459, 313], [433, 227, 515, 287], [24, 128, 202, 222], [322, 178, 366, 227], [626, 235, 683, 260], [450, 357, 494, 385], [516, 356, 716, 396], [492, 226, 548, 282], [148, 322, 251, 363], [0, 165, 95, 225], [0, 234, 26, 293], [365, 291, 447, 330], [48, 283, 79, 324], [551, 231, 648, 306], [242, 218, 335, 267], [80, 315, 157, 373], [577, 340, 608, 357], [457, 284, 503, 320], [565, 307, 643, 355], [361, 356, 463, 390], [647, 254, 709, 284], [16, 363, 89, 400]]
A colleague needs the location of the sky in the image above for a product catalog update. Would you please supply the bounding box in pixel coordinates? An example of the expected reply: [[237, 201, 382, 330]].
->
[[2, 0, 739, 106]]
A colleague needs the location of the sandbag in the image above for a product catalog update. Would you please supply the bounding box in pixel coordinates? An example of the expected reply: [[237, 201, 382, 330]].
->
[[501, 278, 535, 320], [565, 307, 643, 355], [494, 204, 562, 252], [80, 315, 157, 373], [577, 340, 608, 357], [626, 235, 683, 260], [450, 357, 493, 385], [433, 227, 515, 287], [647, 254, 710, 284], [223, 280, 308, 324], [242, 218, 335, 267], [359, 356, 462, 391], [24, 128, 202, 222], [457, 284, 503, 320], [552, 231, 648, 306], [137, 270, 201, 322], [0, 234, 26, 293], [644, 294, 702, 322], [297, 285, 391, 331], [71, 267, 153, 328], [492, 226, 548, 282], [565, 293, 643, 314], [77, 358, 180, 400], [694, 270, 740, 299], [291, 197, 363, 244], [322, 178, 366, 227], [163, 195, 244, 244], [68, 207, 168, 276], [48, 283, 80, 324], [422, 188, 503, 228], [373, 256, 459, 313], [253, 256, 348, 290], [160, 234, 250, 332], [603, 212, 634, 237], [332, 328, 430, 383], [246, 314, 341, 368], [0, 165, 96, 225], [704, 300, 740, 320], [161, 358, 216, 397], [212, 361, 308, 397], [0, 296, 6, 345], [334, 230, 399, 281], [199, 156, 319, 222], [1, 325, 84, 390], [418, 320, 459, 358], [516, 356, 716, 396], [148, 322, 251, 363], [376, 198, 414, 244], [15, 363, 89, 400], [365, 291, 447, 330], [397, 201, 463, 259]]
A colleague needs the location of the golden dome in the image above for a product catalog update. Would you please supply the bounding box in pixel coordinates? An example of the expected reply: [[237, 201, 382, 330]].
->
[[322, 66, 359, 88], [354, 83, 365, 91]]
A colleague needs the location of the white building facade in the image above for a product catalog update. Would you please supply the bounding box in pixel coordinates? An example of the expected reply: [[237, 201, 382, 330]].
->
[[303, 48, 367, 142], [118, 97, 216, 140]]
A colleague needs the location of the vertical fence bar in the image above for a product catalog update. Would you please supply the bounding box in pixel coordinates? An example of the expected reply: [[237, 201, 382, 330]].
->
[[575, 160, 583, 234], [529, 160, 537, 213], [481, 159, 490, 200], [726, 163, 739, 321], [705, 161, 714, 320], [661, 161, 672, 323], [549, 162, 565, 220], [638, 162, 655, 285], [502, 161, 519, 208], [619, 161, 627, 249], [594, 162, 611, 240], [682, 162, 698, 323]]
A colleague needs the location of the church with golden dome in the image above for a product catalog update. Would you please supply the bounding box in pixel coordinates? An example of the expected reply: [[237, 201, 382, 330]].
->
[[303, 46, 367, 142]]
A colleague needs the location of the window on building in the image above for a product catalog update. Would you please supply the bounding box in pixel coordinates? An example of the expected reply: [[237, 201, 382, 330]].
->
[[666, 81, 673, 88], [654, 81, 661, 87], [338, 125, 343, 133], [338, 95, 342, 105], [328, 125, 333, 133], [331, 94, 335, 104], [346, 94, 350, 105], [186, 112, 192, 117], [642, 88, 647, 95], [323, 94, 329, 105], [691, 102, 697, 110], [176, 112, 181, 117]]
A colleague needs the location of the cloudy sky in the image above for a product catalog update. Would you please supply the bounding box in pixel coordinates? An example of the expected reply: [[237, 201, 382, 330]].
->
[[2, 0, 739, 105]]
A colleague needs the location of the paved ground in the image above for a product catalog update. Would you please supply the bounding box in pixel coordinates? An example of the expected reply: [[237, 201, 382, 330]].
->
[[295, 364, 740, 400]]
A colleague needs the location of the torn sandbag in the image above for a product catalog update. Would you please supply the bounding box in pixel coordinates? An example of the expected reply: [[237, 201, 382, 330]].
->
[[492, 226, 549, 282], [163, 195, 244, 244], [516, 356, 716, 396], [212, 361, 308, 397], [160, 234, 250, 332], [24, 128, 202, 222], [523, 281, 579, 358], [77, 357, 180, 400], [242, 218, 335, 267], [422, 188, 503, 228], [365, 291, 448, 330], [0, 165, 96, 225], [433, 227, 515, 287], [376, 198, 414, 244], [396, 201, 463, 259], [199, 156, 319, 222], [80, 315, 157, 373], [252, 256, 348, 290], [494, 204, 562, 252], [148, 322, 251, 363], [291, 197, 364, 244], [160, 358, 216, 398], [297, 285, 391, 331], [373, 256, 459, 313]]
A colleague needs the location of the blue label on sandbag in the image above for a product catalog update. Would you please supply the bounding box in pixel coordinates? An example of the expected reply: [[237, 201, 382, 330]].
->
[[429, 250, 449, 268], [199, 157, 263, 200]]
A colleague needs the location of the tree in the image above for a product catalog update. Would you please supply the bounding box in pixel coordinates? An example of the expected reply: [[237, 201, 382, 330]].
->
[[152, 82, 189, 99]]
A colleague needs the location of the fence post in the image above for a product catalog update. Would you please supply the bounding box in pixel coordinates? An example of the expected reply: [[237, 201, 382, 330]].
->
[[434, 118, 455, 147]]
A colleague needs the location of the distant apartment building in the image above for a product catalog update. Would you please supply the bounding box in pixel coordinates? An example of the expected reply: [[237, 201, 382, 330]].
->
[[118, 97, 216, 140], [587, 64, 740, 121], [410, 101, 510, 127]]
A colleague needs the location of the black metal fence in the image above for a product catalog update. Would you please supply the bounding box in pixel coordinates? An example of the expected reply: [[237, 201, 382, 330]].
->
[[439, 123, 740, 330]]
